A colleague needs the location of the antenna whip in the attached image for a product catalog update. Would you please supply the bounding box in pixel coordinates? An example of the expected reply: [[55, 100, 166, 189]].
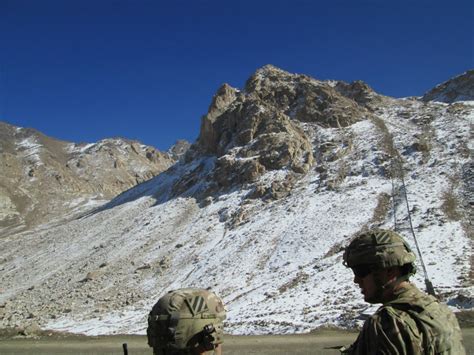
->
[[391, 147, 436, 296]]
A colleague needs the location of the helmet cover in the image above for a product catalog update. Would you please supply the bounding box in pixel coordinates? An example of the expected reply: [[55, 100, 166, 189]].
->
[[147, 288, 226, 354], [343, 229, 416, 270]]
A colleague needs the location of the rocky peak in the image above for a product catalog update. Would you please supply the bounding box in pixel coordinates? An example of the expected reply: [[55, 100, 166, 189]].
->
[[197, 83, 239, 155], [207, 83, 239, 121], [244, 64, 298, 91], [190, 66, 381, 194], [244, 65, 372, 127], [193, 91, 314, 195], [422, 69, 474, 103]]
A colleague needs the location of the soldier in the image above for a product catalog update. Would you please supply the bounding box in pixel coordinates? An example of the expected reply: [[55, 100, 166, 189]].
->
[[147, 288, 226, 355], [341, 229, 465, 354]]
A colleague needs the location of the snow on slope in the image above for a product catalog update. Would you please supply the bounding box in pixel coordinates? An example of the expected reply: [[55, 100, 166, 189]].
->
[[1, 94, 471, 336], [0, 97, 473, 335]]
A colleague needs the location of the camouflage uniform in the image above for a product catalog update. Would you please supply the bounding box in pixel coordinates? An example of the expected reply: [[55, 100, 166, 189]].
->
[[343, 283, 465, 354], [147, 288, 226, 355], [342, 229, 466, 355]]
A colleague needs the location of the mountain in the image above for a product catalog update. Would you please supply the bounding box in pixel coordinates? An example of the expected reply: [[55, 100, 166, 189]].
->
[[422, 70, 474, 103], [0, 122, 183, 236], [0, 66, 472, 336]]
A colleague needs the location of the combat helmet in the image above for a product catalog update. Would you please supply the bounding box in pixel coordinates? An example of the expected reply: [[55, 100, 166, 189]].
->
[[147, 288, 226, 355], [343, 229, 416, 274]]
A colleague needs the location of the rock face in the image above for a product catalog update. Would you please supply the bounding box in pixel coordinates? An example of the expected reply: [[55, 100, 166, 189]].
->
[[422, 69, 474, 103], [0, 122, 180, 235], [190, 65, 382, 195], [243, 65, 372, 127], [334, 80, 381, 110], [200, 91, 313, 181]]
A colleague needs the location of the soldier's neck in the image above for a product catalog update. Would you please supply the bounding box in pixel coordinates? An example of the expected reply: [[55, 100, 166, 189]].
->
[[382, 280, 411, 303]]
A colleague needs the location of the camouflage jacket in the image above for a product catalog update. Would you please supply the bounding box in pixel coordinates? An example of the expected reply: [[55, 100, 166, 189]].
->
[[343, 283, 465, 355]]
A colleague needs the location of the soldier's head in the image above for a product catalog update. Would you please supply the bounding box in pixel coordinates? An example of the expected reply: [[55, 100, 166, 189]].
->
[[343, 229, 416, 303], [147, 288, 226, 355]]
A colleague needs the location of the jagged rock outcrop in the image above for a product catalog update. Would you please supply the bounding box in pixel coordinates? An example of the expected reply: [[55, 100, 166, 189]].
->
[[422, 69, 474, 103], [244, 65, 372, 127], [197, 83, 239, 155], [192, 65, 383, 192], [334, 80, 382, 110], [0, 121, 177, 235]]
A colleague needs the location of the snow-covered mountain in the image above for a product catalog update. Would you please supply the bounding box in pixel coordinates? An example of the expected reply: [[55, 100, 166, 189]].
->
[[0, 123, 183, 236], [0, 65, 472, 336]]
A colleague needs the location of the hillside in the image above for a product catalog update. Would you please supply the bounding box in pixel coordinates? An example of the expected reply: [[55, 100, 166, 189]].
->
[[0, 66, 472, 335], [0, 123, 182, 236]]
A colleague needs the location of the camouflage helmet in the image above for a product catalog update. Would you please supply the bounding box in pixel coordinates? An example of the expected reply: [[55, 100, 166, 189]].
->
[[147, 288, 226, 355], [343, 229, 416, 271]]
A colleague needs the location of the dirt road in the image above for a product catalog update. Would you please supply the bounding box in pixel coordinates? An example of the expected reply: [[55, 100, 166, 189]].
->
[[1, 328, 473, 354]]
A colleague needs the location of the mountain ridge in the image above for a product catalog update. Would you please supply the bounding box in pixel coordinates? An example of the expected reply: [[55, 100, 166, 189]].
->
[[422, 69, 474, 103], [0, 121, 187, 236]]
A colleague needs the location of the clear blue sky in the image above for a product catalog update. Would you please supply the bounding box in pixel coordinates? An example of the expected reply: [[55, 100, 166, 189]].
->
[[1, 0, 472, 150]]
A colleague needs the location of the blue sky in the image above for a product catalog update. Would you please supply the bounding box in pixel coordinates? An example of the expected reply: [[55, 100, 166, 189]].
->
[[1, 0, 472, 150]]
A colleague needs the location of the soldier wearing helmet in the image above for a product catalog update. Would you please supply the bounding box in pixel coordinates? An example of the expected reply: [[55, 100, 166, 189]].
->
[[341, 229, 465, 354], [147, 288, 226, 355]]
